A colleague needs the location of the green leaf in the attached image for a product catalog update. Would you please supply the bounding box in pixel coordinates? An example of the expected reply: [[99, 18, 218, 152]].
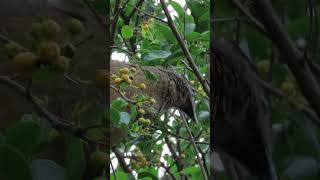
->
[[121, 25, 133, 39], [110, 106, 120, 124], [198, 111, 209, 119], [186, 32, 201, 41], [144, 50, 171, 61], [169, 1, 185, 18], [138, 171, 158, 180], [144, 69, 158, 82], [155, 23, 175, 43], [5, 121, 41, 157], [78, 104, 105, 127], [65, 136, 85, 180], [130, 105, 137, 120], [120, 112, 131, 125], [110, 171, 128, 180], [90, 0, 109, 16], [187, 0, 209, 32], [287, 16, 309, 39], [32, 159, 66, 180], [32, 68, 60, 84], [111, 98, 128, 110], [283, 156, 319, 180], [0, 145, 32, 180]]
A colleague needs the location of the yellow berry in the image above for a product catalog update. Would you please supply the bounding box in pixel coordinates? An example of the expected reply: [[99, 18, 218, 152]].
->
[[138, 83, 146, 90], [113, 77, 122, 84], [42, 19, 61, 39], [48, 128, 60, 141], [126, 79, 133, 84], [38, 41, 60, 63], [138, 109, 145, 115], [4, 43, 21, 58], [14, 52, 37, 72], [156, 158, 161, 167], [256, 60, 270, 75], [281, 81, 295, 96], [138, 117, 145, 123], [197, 87, 205, 95], [53, 56, 69, 72], [180, 154, 186, 158], [145, 119, 151, 125], [120, 67, 130, 74], [111, 74, 118, 80], [31, 22, 44, 38], [130, 67, 137, 73], [65, 18, 85, 34], [190, 80, 195, 85], [121, 74, 129, 81], [90, 150, 109, 168], [134, 147, 140, 153], [149, 98, 156, 104]]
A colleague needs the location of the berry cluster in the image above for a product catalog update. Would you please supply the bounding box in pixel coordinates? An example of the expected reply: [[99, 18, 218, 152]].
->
[[2, 18, 85, 74]]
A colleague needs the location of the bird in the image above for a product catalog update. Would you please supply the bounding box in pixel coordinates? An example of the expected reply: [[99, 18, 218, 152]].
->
[[211, 37, 278, 180], [110, 60, 197, 124]]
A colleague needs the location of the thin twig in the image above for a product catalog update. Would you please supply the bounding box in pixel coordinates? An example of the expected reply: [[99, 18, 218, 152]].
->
[[124, 0, 167, 24], [159, 0, 210, 96], [110, 85, 136, 104], [180, 112, 208, 180]]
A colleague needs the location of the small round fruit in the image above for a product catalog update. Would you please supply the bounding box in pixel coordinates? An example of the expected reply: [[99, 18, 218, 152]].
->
[[31, 22, 43, 38], [130, 67, 137, 73], [256, 60, 270, 75], [138, 109, 145, 115], [126, 79, 133, 84], [138, 83, 146, 90], [136, 102, 143, 107], [121, 74, 129, 81], [95, 69, 108, 87], [38, 41, 60, 63], [90, 150, 109, 168], [156, 158, 161, 167], [130, 160, 137, 169], [120, 67, 130, 74], [111, 74, 118, 80], [281, 81, 295, 96], [133, 147, 140, 153], [180, 154, 186, 158], [197, 87, 205, 95], [65, 18, 85, 34], [53, 56, 69, 72], [190, 80, 195, 85], [144, 119, 151, 125], [14, 52, 37, 72], [113, 78, 122, 84], [149, 98, 156, 104], [138, 117, 145, 124], [48, 128, 60, 141], [42, 19, 61, 39], [4, 43, 21, 58]]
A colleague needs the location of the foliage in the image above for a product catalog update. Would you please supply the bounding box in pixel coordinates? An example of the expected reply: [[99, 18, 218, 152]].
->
[[110, 0, 210, 179], [215, 0, 320, 179], [0, 0, 209, 180]]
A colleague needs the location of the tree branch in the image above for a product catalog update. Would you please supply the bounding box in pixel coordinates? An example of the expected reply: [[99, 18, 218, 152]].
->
[[159, 0, 210, 96], [252, 0, 320, 121], [180, 112, 209, 180]]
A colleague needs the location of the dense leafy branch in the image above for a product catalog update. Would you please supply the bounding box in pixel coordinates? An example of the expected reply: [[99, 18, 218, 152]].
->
[[159, 0, 210, 97]]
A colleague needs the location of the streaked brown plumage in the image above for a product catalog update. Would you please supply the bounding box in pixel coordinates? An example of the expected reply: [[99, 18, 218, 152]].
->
[[212, 37, 277, 180]]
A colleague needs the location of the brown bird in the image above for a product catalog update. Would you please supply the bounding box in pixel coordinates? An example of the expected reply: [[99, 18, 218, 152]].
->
[[212, 37, 278, 180], [110, 60, 197, 123]]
